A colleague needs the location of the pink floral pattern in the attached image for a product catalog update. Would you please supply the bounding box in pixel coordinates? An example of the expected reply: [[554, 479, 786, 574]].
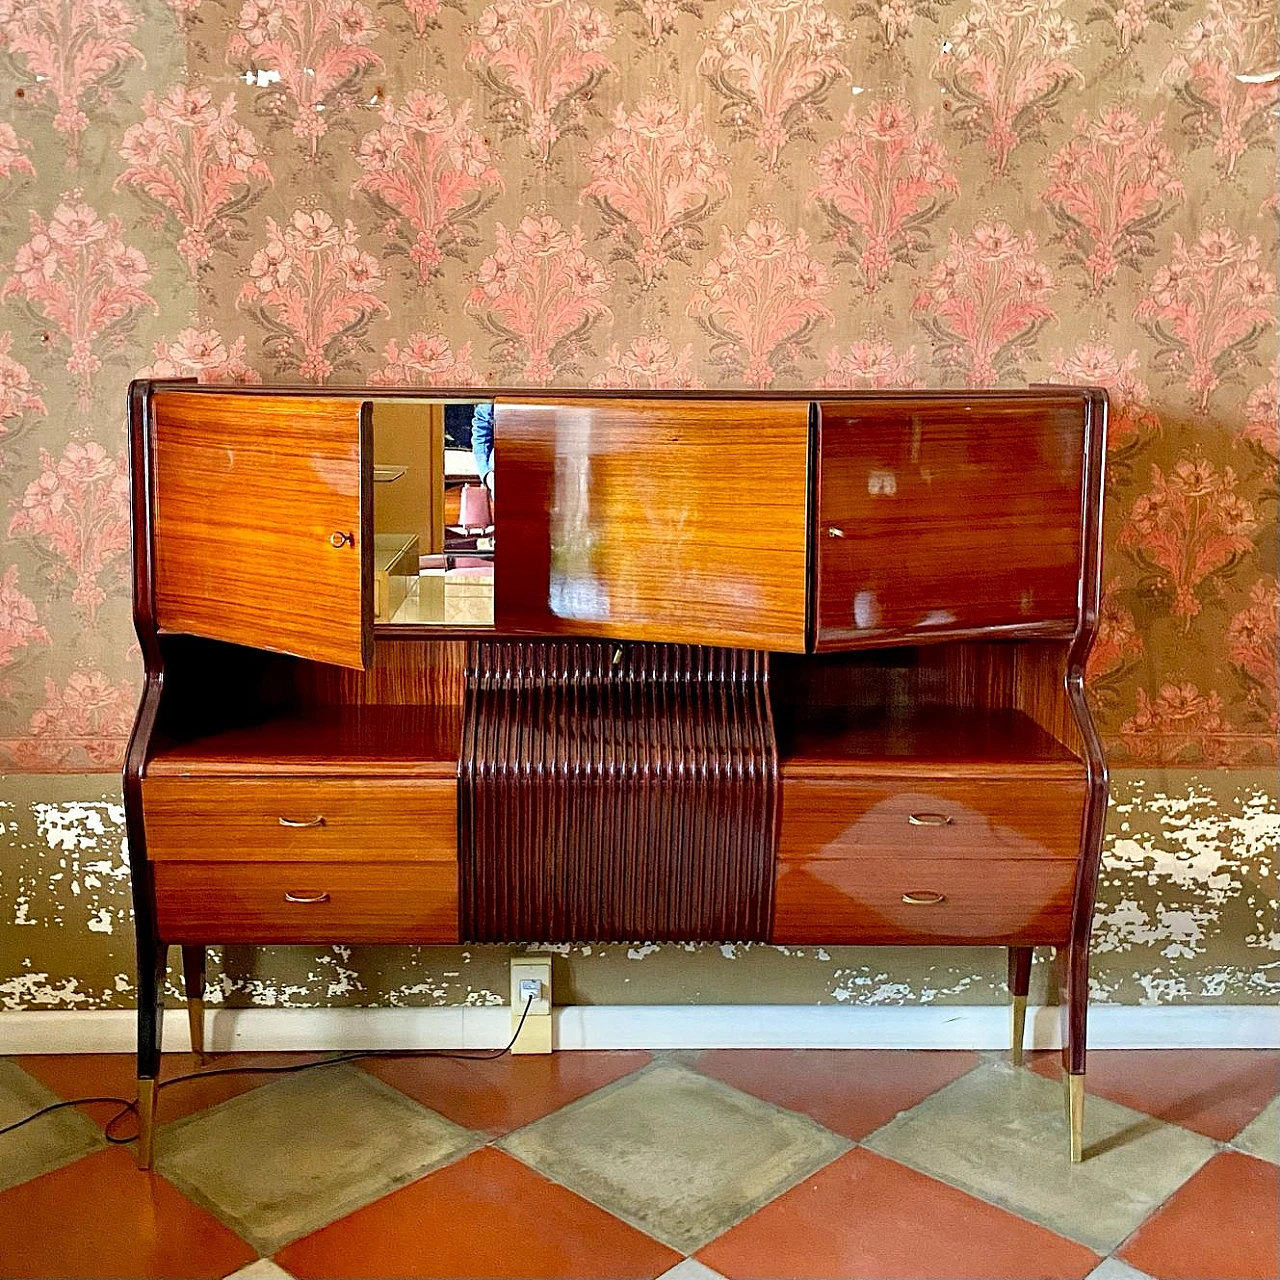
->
[[0, 333, 46, 436], [237, 209, 388, 381], [1136, 227, 1276, 410], [1227, 575, 1277, 731], [354, 92, 503, 283], [0, 565, 50, 672], [935, 0, 1084, 174], [116, 86, 273, 273], [369, 330, 482, 385], [1044, 108, 1183, 291], [819, 340, 920, 388], [591, 336, 700, 387], [0, 122, 34, 180], [1052, 342, 1160, 456], [466, 0, 615, 165], [581, 97, 729, 289], [1087, 577, 1143, 691], [688, 218, 833, 386], [7, 666, 135, 770], [139, 328, 264, 384], [1120, 681, 1234, 766], [1240, 380, 1277, 459], [7, 441, 130, 623], [227, 0, 383, 157], [1165, 0, 1277, 176], [0, 0, 144, 150], [851, 0, 936, 48], [1121, 455, 1258, 624], [698, 0, 847, 169], [810, 100, 957, 292], [2, 202, 155, 410], [617, 0, 702, 44], [1088, 0, 1188, 51], [466, 215, 611, 384], [912, 223, 1056, 385]]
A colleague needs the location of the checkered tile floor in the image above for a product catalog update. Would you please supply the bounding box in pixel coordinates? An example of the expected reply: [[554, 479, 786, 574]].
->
[[2, 1047, 1276, 1278]]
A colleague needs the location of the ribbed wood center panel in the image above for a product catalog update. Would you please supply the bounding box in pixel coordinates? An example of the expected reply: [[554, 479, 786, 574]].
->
[[460, 641, 777, 943]]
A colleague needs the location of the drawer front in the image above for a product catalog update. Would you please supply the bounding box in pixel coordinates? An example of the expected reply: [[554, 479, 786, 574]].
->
[[143, 777, 456, 862], [815, 397, 1086, 648], [778, 777, 1086, 863], [153, 861, 459, 943], [772, 857, 1076, 945]]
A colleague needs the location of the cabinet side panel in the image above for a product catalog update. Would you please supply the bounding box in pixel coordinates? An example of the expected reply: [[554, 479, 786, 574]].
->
[[494, 398, 809, 650], [152, 390, 369, 668]]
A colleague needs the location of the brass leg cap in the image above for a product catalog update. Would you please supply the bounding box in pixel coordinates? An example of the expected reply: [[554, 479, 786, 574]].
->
[[136, 1078, 158, 1170], [1067, 1072, 1085, 1163]]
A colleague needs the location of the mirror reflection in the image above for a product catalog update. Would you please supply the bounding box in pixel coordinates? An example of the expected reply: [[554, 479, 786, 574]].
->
[[372, 400, 495, 627]]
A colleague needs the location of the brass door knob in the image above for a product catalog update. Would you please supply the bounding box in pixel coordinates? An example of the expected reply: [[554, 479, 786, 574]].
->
[[329, 531, 354, 548]]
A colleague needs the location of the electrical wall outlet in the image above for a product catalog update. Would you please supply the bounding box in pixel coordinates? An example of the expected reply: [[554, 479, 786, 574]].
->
[[509, 955, 553, 1054]]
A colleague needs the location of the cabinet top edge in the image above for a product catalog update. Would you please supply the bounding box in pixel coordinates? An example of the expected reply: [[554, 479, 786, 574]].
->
[[137, 380, 1104, 406]]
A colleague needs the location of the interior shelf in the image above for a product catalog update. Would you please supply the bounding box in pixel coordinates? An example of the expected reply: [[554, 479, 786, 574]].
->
[[146, 705, 463, 778], [775, 704, 1085, 779]]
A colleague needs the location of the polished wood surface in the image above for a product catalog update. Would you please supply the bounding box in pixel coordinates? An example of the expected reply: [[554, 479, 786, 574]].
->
[[814, 396, 1086, 649], [772, 856, 1076, 945], [493, 398, 810, 650], [143, 776, 457, 862], [153, 861, 459, 943], [777, 776, 1087, 862], [303, 637, 468, 708], [777, 705, 1083, 778], [146, 706, 462, 776], [151, 390, 373, 669]]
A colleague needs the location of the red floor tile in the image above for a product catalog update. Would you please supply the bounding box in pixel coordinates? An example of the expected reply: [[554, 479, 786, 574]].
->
[[0, 1146, 256, 1279], [692, 1049, 981, 1139], [19, 1050, 332, 1133], [359, 1048, 652, 1134], [277, 1145, 680, 1279], [1029, 1049, 1280, 1141], [697, 1147, 1100, 1279], [1118, 1151, 1280, 1280]]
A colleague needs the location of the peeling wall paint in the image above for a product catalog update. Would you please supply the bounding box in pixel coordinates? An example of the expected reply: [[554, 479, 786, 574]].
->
[[0, 771, 1275, 1013]]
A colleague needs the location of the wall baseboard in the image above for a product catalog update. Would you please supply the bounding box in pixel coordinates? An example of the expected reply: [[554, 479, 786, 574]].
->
[[1, 1002, 1276, 1055]]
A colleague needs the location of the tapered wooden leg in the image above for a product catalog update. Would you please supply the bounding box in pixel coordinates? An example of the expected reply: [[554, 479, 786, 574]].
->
[[136, 941, 166, 1170], [181, 945, 207, 1062], [1007, 946, 1032, 1066]]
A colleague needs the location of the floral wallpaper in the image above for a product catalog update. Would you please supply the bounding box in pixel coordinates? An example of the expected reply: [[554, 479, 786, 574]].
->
[[0, 0, 1275, 772]]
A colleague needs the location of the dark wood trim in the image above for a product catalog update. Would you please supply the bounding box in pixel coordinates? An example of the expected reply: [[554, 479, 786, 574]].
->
[[139, 380, 1102, 406], [1061, 388, 1110, 1074]]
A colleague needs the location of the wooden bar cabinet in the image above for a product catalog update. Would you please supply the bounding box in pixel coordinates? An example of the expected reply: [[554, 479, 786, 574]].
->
[[125, 384, 1107, 1168]]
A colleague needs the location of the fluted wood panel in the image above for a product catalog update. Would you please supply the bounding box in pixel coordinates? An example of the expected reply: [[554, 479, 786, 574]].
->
[[460, 640, 777, 942]]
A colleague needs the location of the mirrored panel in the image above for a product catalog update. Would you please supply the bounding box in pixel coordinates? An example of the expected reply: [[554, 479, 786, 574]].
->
[[372, 399, 495, 627]]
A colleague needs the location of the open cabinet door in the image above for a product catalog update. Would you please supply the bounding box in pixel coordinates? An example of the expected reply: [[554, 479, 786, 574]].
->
[[493, 397, 810, 650], [149, 389, 373, 669]]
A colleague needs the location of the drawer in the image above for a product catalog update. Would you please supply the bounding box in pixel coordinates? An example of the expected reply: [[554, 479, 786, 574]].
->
[[142, 777, 456, 862], [772, 857, 1076, 945], [814, 398, 1085, 648], [153, 861, 459, 943], [778, 777, 1086, 862]]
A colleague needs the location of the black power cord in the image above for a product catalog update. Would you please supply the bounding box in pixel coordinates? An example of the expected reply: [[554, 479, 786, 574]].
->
[[0, 996, 536, 1146]]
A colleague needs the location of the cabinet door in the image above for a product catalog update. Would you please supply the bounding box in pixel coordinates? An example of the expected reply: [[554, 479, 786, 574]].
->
[[149, 390, 373, 669], [814, 395, 1086, 650], [493, 398, 810, 650]]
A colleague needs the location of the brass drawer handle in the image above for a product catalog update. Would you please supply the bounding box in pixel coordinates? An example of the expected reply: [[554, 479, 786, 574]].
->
[[278, 815, 325, 828], [283, 890, 331, 904], [907, 812, 953, 826], [329, 530, 354, 548], [902, 891, 946, 905]]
